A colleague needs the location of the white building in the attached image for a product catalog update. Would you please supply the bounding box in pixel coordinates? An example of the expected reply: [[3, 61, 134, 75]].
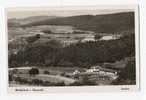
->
[[81, 34, 95, 42], [73, 70, 80, 75], [100, 34, 121, 41], [61, 39, 79, 46], [86, 66, 100, 73], [85, 65, 118, 79]]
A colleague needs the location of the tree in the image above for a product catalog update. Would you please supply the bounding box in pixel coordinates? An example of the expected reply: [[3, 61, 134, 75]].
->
[[26, 34, 40, 43], [9, 74, 13, 81], [119, 59, 136, 81], [94, 34, 102, 40], [29, 68, 39, 76], [112, 58, 136, 85]]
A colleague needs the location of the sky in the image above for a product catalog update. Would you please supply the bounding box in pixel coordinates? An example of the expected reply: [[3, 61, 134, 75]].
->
[[7, 9, 134, 19]]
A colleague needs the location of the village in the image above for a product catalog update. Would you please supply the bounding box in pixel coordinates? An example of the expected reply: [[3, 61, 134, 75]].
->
[[9, 64, 119, 86]]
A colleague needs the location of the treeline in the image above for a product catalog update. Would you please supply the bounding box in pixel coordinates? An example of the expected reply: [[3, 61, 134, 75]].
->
[[9, 34, 135, 68]]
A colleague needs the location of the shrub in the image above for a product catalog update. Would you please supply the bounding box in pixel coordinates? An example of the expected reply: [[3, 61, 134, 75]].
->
[[29, 68, 39, 76], [18, 78, 29, 84], [60, 72, 66, 76], [42, 81, 55, 86], [14, 77, 21, 82], [69, 81, 82, 86], [44, 71, 50, 75], [55, 81, 65, 86], [9, 74, 13, 81], [31, 79, 43, 85]]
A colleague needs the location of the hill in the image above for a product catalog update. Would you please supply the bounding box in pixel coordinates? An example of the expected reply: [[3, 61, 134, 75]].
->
[[8, 16, 57, 27], [23, 12, 135, 33]]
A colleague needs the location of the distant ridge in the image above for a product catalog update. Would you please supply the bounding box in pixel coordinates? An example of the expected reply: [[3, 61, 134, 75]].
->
[[8, 16, 58, 27], [22, 12, 134, 33]]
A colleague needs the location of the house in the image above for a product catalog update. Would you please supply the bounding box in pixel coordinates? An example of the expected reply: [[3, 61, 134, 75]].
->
[[61, 39, 79, 46], [72, 65, 118, 81], [84, 65, 118, 80], [73, 70, 80, 75], [86, 66, 100, 73]]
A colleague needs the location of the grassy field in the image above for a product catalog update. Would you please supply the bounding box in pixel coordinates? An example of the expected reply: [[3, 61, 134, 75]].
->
[[9, 66, 85, 86], [14, 74, 76, 85], [8, 25, 75, 40], [39, 66, 86, 74], [9, 66, 118, 86]]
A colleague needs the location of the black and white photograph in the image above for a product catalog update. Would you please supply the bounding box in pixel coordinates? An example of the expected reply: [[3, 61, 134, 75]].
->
[[7, 6, 139, 91]]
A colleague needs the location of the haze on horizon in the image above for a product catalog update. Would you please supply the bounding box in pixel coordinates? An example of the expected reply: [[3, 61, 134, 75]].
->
[[7, 9, 134, 19]]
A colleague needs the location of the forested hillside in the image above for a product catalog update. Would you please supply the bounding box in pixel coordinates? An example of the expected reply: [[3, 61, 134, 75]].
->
[[23, 12, 134, 33], [9, 34, 135, 68]]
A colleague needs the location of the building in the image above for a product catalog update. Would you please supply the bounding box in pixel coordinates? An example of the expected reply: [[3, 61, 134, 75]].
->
[[100, 34, 121, 41], [61, 39, 79, 46], [78, 65, 118, 81], [81, 34, 95, 42], [86, 66, 100, 73], [73, 70, 80, 75]]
